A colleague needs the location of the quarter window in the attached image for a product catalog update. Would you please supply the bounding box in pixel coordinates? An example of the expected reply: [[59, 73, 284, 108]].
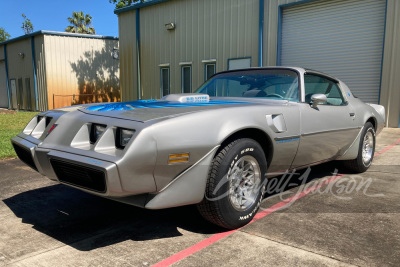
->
[[160, 67, 170, 97], [304, 74, 346, 106], [181, 65, 192, 93]]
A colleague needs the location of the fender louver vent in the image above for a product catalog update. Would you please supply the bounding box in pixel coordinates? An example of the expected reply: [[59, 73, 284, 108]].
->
[[50, 159, 106, 193], [12, 143, 37, 171]]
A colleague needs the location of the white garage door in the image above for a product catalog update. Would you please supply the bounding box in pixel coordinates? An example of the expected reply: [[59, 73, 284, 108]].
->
[[280, 0, 386, 103]]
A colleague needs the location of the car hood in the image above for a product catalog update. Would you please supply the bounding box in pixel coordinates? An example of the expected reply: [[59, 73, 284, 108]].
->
[[78, 98, 289, 123]]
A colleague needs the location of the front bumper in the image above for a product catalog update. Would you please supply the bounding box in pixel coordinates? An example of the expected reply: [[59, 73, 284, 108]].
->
[[11, 136, 39, 172], [11, 135, 217, 210], [35, 148, 127, 197]]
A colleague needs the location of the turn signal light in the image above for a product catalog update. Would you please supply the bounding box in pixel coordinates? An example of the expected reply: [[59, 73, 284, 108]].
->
[[168, 153, 189, 164]]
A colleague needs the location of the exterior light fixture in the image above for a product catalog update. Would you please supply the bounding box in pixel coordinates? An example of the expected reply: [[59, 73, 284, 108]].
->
[[165, 23, 176, 30], [112, 48, 119, 59], [18, 53, 25, 59]]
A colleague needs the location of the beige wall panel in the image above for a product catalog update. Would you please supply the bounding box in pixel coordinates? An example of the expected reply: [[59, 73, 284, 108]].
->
[[34, 35, 48, 111], [44, 35, 119, 109], [118, 11, 138, 101], [380, 0, 400, 127], [139, 0, 259, 99], [6, 39, 35, 110]]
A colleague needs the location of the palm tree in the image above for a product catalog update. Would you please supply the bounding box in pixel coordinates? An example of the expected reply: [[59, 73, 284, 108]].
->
[[65, 11, 96, 35]]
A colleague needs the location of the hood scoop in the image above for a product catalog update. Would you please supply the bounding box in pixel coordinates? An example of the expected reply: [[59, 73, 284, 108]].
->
[[162, 93, 210, 103]]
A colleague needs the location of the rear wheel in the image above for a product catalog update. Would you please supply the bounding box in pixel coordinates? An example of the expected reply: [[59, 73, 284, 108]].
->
[[197, 138, 267, 229], [344, 122, 375, 173]]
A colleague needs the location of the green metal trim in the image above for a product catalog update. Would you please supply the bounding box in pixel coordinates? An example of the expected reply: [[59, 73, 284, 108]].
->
[[258, 0, 264, 67], [114, 0, 172, 14]]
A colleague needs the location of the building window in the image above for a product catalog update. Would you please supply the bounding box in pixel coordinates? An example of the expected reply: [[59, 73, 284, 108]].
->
[[181, 65, 192, 93], [160, 67, 170, 97], [205, 63, 216, 81], [228, 57, 251, 70]]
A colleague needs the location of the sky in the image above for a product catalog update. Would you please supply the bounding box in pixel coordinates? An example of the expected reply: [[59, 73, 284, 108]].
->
[[0, 0, 120, 39]]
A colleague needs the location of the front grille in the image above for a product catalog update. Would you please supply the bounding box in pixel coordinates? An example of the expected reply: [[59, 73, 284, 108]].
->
[[50, 159, 106, 193], [12, 143, 38, 171]]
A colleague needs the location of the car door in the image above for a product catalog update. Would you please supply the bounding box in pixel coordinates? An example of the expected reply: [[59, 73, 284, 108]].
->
[[292, 73, 359, 168]]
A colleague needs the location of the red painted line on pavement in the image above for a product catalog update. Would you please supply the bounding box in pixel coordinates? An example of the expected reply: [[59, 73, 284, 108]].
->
[[374, 137, 400, 157], [152, 137, 400, 267]]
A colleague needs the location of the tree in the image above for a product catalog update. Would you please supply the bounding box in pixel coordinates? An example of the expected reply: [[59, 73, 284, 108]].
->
[[65, 11, 96, 35], [0, 27, 11, 42], [21, 14, 34, 34], [109, 0, 143, 9]]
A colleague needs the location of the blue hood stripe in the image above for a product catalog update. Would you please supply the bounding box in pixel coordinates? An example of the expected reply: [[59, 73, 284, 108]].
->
[[85, 100, 249, 111]]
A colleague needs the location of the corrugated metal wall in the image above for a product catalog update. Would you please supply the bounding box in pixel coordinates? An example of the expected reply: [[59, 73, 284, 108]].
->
[[118, 0, 259, 100], [44, 35, 120, 109], [117, 0, 399, 127], [119, 11, 138, 102], [5, 39, 35, 110], [380, 0, 400, 127]]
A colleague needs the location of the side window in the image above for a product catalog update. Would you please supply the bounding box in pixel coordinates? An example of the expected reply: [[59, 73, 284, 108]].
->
[[160, 67, 170, 97], [304, 74, 345, 106]]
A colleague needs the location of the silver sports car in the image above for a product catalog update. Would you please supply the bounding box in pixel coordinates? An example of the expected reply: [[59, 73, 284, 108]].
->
[[11, 67, 385, 229]]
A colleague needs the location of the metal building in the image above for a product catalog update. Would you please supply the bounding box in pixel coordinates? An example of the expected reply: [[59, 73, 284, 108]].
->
[[115, 0, 400, 128], [0, 31, 119, 111]]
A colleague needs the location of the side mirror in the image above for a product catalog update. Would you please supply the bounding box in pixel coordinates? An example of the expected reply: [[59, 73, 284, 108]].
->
[[311, 94, 327, 108]]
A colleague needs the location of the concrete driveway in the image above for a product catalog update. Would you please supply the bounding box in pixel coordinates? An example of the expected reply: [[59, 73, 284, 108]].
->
[[0, 128, 399, 266]]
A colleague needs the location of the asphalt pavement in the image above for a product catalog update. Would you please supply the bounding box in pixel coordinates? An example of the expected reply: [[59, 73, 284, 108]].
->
[[0, 128, 399, 266]]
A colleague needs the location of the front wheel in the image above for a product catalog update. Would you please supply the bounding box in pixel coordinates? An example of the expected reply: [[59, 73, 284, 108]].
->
[[197, 138, 267, 229], [344, 122, 375, 173]]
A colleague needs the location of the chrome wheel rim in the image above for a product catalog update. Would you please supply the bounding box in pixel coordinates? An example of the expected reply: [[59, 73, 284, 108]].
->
[[228, 155, 261, 211], [362, 131, 374, 165]]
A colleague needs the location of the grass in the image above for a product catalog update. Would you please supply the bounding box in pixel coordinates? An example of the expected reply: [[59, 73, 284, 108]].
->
[[0, 112, 39, 159]]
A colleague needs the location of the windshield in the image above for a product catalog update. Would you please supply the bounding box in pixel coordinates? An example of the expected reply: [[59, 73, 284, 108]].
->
[[196, 69, 299, 101]]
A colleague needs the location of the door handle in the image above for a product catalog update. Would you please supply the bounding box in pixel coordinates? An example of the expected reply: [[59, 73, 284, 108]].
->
[[349, 113, 355, 117]]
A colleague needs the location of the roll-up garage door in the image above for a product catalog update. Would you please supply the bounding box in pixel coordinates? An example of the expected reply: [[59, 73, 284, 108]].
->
[[280, 0, 386, 104]]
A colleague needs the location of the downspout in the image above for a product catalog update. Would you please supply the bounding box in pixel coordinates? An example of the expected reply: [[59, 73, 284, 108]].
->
[[276, 6, 283, 65], [4, 45, 11, 109], [136, 9, 142, 100], [31, 36, 38, 111], [258, 0, 264, 67]]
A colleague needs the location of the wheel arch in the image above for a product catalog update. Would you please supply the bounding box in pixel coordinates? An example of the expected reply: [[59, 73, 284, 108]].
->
[[366, 116, 377, 131], [217, 128, 273, 167]]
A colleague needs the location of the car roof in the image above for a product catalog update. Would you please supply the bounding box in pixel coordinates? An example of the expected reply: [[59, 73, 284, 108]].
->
[[215, 66, 305, 75]]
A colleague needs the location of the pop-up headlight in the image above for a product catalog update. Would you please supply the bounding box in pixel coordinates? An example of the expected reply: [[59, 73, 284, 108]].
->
[[90, 124, 106, 144], [116, 128, 135, 149]]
